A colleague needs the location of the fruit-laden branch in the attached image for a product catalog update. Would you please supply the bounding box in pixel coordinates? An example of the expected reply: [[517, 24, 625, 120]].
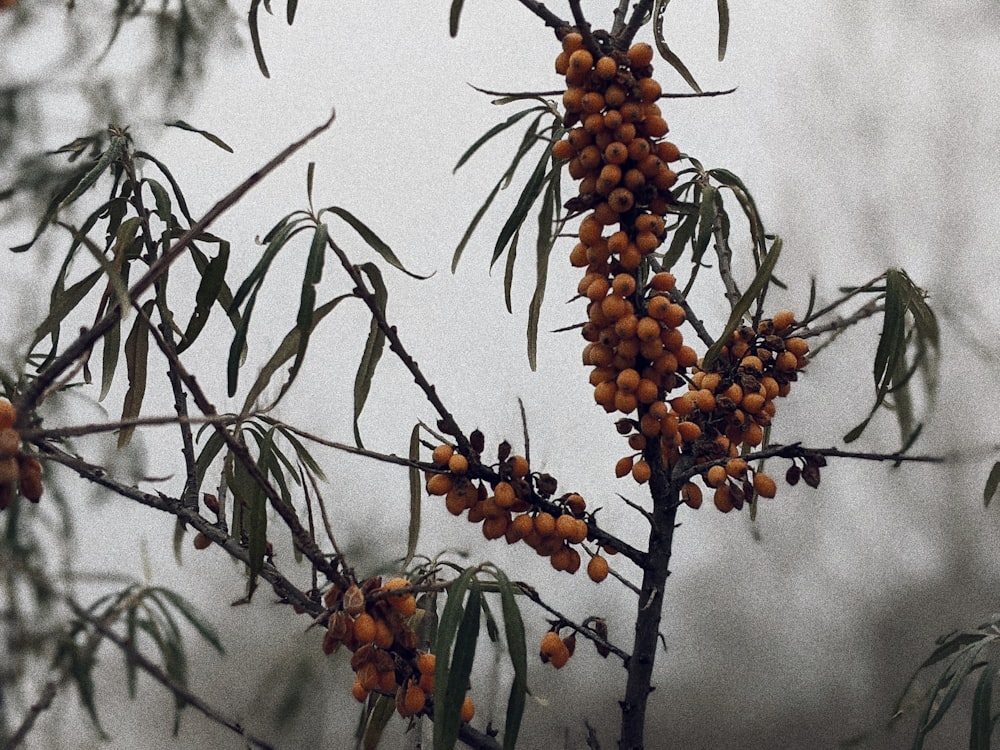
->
[[67, 598, 278, 750], [37, 443, 323, 615], [517, 582, 630, 662], [18, 109, 336, 416]]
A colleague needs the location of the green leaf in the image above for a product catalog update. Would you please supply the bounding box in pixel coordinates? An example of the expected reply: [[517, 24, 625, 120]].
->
[[60, 134, 126, 208], [405, 423, 421, 568], [653, 0, 702, 92], [119, 299, 156, 450], [435, 575, 481, 750], [286, 0, 298, 24], [134, 151, 195, 223], [99, 317, 122, 402], [692, 184, 717, 265], [31, 268, 103, 357], [325, 206, 429, 279], [970, 661, 994, 750], [178, 242, 230, 353], [287, 224, 328, 390], [148, 587, 225, 654], [717, 0, 729, 61], [526, 171, 557, 371], [702, 236, 782, 370], [661, 212, 698, 270], [241, 295, 350, 415], [194, 427, 227, 491], [503, 230, 519, 314], [492, 151, 552, 269], [449, 0, 465, 36], [353, 263, 388, 448], [493, 569, 527, 750], [985, 462, 1000, 508], [453, 107, 544, 174], [918, 641, 989, 740], [361, 694, 396, 750], [249, 0, 271, 78], [453, 178, 503, 273], [164, 120, 234, 153], [874, 269, 907, 391]]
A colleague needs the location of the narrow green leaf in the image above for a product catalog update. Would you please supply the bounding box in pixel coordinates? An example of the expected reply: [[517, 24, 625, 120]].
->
[[434, 568, 476, 738], [493, 569, 527, 750], [453, 178, 503, 273], [178, 243, 230, 353], [492, 152, 552, 268], [692, 185, 717, 265], [405, 424, 421, 567], [287, 224, 328, 391], [661, 212, 698, 270], [326, 206, 429, 279], [449, 0, 465, 36], [31, 268, 103, 355], [436, 578, 481, 750], [194, 428, 227, 491], [653, 0, 703, 92], [134, 151, 195, 223], [119, 299, 155, 450], [99, 317, 121, 402], [984, 462, 1000, 508], [919, 642, 989, 738], [69, 642, 109, 739], [286, 0, 298, 24], [241, 295, 350, 415], [527, 174, 556, 371], [970, 661, 994, 750], [149, 587, 225, 653], [249, 0, 271, 78], [454, 107, 543, 174], [353, 263, 388, 448], [702, 237, 782, 370], [125, 607, 139, 698], [146, 178, 173, 225], [503, 230, 519, 314], [717, 0, 729, 60], [164, 120, 234, 153], [361, 694, 396, 750], [60, 135, 126, 208], [874, 269, 907, 389]]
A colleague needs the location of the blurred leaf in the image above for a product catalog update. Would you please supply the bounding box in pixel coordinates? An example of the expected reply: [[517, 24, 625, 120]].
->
[[249, 0, 271, 78], [60, 134, 126, 208], [325, 206, 429, 279], [287, 0, 298, 23], [970, 661, 994, 750], [405, 423, 421, 567], [241, 294, 350, 415], [985, 462, 1000, 508], [68, 640, 109, 739], [717, 0, 729, 60], [449, 0, 465, 36], [362, 694, 396, 749], [119, 299, 156, 449], [194, 427, 227, 491], [164, 120, 234, 153], [100, 315, 122, 402], [917, 641, 989, 741], [653, 0, 702, 92], [702, 236, 782, 370], [31, 268, 103, 359], [353, 262, 388, 448], [148, 587, 224, 653], [135, 151, 195, 223]]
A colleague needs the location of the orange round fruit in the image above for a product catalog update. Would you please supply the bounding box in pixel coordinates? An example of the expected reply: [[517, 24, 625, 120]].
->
[[431, 444, 453, 467], [627, 42, 654, 67], [706, 464, 728, 488], [587, 554, 610, 583], [461, 695, 476, 723], [631, 459, 652, 484], [753, 472, 778, 499], [534, 512, 557, 537], [0, 399, 16, 430], [447, 453, 469, 475], [426, 473, 453, 496], [353, 613, 377, 644], [681, 482, 703, 509], [595, 55, 618, 79], [713, 486, 734, 513], [615, 455, 634, 478]]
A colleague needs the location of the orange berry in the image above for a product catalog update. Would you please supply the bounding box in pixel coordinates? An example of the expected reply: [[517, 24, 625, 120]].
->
[[656, 141, 681, 162], [353, 677, 369, 702], [568, 48, 594, 74], [426, 473, 454, 496], [706, 464, 728, 488], [510, 454, 530, 479], [744, 422, 764, 447], [461, 695, 476, 723], [562, 32, 584, 52], [785, 337, 809, 357], [694, 389, 716, 412], [753, 472, 777, 499], [627, 42, 654, 67], [670, 392, 696, 416], [676, 345, 698, 368], [604, 141, 629, 165], [742, 392, 766, 415], [401, 683, 426, 716], [615, 455, 634, 478], [534, 512, 557, 537], [605, 83, 627, 107], [713, 486, 734, 513], [431, 444, 453, 467], [631, 459, 652, 484], [638, 77, 662, 102], [726, 458, 749, 478], [635, 378, 660, 404], [552, 138, 575, 161], [192, 532, 212, 550], [616, 368, 641, 393], [595, 55, 618, 79], [588, 554, 610, 583], [0, 399, 16, 430], [494, 481, 517, 508], [681, 482, 703, 509], [509, 513, 534, 541], [772, 310, 795, 331], [636, 316, 661, 342], [353, 613, 377, 644], [447, 453, 469, 475], [374, 619, 394, 649], [677, 420, 702, 442]]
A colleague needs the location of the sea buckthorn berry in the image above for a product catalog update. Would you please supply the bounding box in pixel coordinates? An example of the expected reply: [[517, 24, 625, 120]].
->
[[775, 351, 798, 372], [744, 422, 764, 447], [542, 630, 565, 661], [635, 213, 665, 235], [578, 143, 603, 170], [426, 473, 453, 496], [563, 87, 586, 112], [636, 316, 661, 342], [0, 456, 18, 485], [726, 458, 749, 478], [0, 429, 20, 458], [482, 515, 509, 540], [723, 383, 744, 404], [656, 141, 681, 162], [631, 459, 652, 484], [598, 163, 623, 190], [374, 619, 394, 649], [552, 139, 575, 161], [644, 116, 669, 139], [682, 482, 703, 509], [616, 368, 641, 393], [603, 109, 623, 130], [611, 272, 636, 297], [0, 399, 16, 430], [638, 154, 665, 177], [785, 337, 809, 357], [581, 91, 605, 114], [627, 138, 652, 161], [431, 444, 454, 467], [619, 244, 642, 270], [694, 389, 716, 413], [510, 454, 530, 479], [760, 376, 780, 400], [567, 157, 588, 179], [615, 390, 639, 414], [614, 455, 634, 478], [568, 48, 594, 74], [623, 167, 646, 191], [677, 345, 698, 368], [653, 166, 677, 189], [400, 683, 426, 716], [583, 112, 606, 134], [741, 392, 766, 415], [605, 83, 627, 107], [588, 554, 610, 583], [448, 453, 469, 475], [613, 122, 637, 144], [671, 392, 696, 416], [353, 613, 377, 644], [562, 31, 584, 52], [773, 310, 796, 332], [461, 695, 476, 722], [604, 142, 629, 165], [578, 215, 603, 245], [566, 493, 586, 516], [534, 511, 557, 537], [494, 481, 516, 508], [353, 678, 369, 702], [753, 472, 778, 498], [714, 485, 734, 513], [417, 651, 436, 675], [510, 513, 534, 540], [706, 464, 728, 488], [677, 421, 702, 442], [554, 50, 570, 75], [627, 42, 654, 67], [567, 127, 592, 150], [650, 272, 676, 292], [193, 532, 211, 550], [595, 55, 618, 79], [620, 102, 642, 123], [638, 77, 662, 102], [636, 378, 660, 404]]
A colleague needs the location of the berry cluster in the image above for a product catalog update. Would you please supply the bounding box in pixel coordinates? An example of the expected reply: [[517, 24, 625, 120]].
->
[[427, 441, 611, 579], [0, 398, 43, 511], [320, 576, 475, 722], [540, 629, 576, 669]]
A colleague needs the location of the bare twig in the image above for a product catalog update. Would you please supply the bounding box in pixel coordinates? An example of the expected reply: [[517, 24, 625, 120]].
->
[[517, 582, 630, 663], [514, 0, 569, 34], [618, 0, 654, 47]]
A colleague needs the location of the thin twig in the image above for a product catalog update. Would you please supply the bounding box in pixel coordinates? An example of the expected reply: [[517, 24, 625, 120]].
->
[[517, 582, 630, 663], [618, 0, 654, 47], [514, 0, 568, 33], [19, 412, 241, 441], [67, 599, 277, 750]]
